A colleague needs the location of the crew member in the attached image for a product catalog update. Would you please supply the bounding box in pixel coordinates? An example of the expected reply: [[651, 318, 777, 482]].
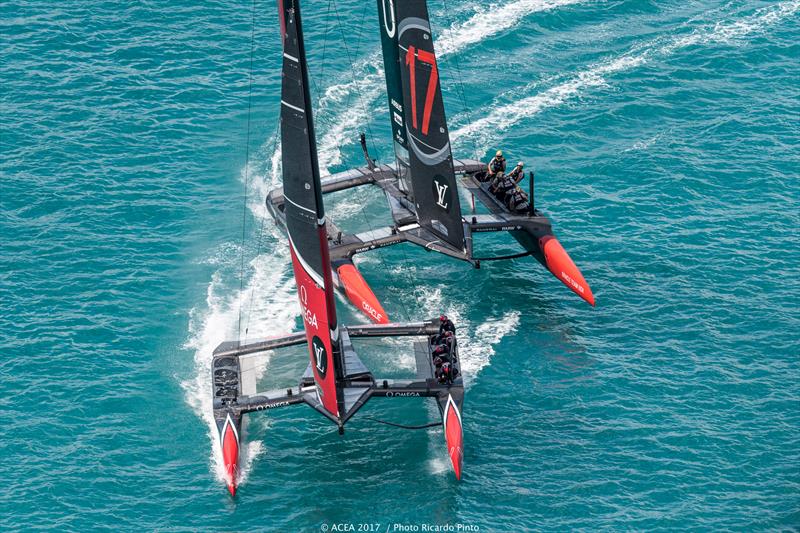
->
[[439, 314, 456, 336], [433, 315, 455, 344], [494, 174, 516, 201], [505, 187, 530, 214], [432, 339, 451, 360], [508, 161, 525, 184], [436, 361, 459, 384], [486, 150, 507, 179], [436, 362, 451, 383], [432, 331, 455, 359], [489, 171, 505, 194]]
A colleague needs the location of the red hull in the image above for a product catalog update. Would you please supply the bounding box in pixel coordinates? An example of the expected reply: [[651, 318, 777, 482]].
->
[[221, 416, 240, 496], [539, 235, 595, 306], [443, 396, 463, 480], [337, 263, 390, 324]]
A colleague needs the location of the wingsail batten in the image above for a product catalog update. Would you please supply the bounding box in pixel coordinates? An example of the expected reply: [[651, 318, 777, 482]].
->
[[393, 0, 465, 250], [280, 0, 342, 417]]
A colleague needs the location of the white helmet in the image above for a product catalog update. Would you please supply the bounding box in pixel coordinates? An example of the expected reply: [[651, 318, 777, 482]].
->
[[517, 161, 524, 167]]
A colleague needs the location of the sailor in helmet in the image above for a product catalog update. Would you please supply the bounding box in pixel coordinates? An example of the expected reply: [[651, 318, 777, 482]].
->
[[432, 341, 451, 365], [436, 361, 459, 384], [439, 314, 456, 336], [431, 315, 456, 347], [486, 150, 507, 180], [508, 161, 525, 184]]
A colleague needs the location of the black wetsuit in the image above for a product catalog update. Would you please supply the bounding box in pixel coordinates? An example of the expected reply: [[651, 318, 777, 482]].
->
[[436, 362, 459, 383], [439, 319, 456, 336], [489, 174, 508, 195], [432, 342, 450, 359]]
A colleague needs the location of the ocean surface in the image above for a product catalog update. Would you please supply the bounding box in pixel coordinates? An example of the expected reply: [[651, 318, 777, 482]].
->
[[2, 0, 799, 530]]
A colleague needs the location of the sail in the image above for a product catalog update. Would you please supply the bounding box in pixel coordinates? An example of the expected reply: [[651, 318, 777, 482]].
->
[[393, 0, 465, 249], [376, 0, 413, 195], [279, 0, 342, 418]]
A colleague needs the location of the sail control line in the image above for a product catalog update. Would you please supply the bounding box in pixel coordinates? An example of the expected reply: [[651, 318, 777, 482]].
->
[[212, 0, 465, 497], [265, 0, 596, 325]]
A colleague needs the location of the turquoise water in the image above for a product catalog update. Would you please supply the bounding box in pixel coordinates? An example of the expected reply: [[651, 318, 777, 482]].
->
[[2, 0, 799, 530]]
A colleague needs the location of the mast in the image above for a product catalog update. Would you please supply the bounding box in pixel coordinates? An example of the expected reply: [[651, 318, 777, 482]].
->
[[279, 0, 344, 420], [379, 0, 465, 250]]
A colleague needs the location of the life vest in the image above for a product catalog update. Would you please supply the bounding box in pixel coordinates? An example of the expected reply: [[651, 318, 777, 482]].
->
[[508, 190, 530, 213], [490, 157, 506, 173]]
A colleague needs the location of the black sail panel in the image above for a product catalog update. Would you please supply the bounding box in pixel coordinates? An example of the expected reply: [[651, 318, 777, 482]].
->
[[376, 0, 413, 195], [279, 0, 342, 419], [395, 0, 464, 249]]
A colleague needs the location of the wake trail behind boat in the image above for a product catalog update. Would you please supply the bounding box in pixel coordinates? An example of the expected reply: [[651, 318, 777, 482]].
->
[[182, 151, 302, 486], [314, 0, 589, 169], [436, 0, 586, 56], [414, 286, 521, 385], [182, 259, 298, 486], [185, 0, 592, 489], [451, 0, 800, 151]]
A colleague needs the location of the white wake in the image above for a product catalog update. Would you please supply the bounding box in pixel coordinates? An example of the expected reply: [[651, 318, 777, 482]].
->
[[314, 0, 591, 169], [451, 0, 800, 151], [183, 0, 603, 487]]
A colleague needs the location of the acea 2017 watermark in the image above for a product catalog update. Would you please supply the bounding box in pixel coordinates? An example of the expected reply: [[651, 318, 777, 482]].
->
[[321, 523, 479, 532]]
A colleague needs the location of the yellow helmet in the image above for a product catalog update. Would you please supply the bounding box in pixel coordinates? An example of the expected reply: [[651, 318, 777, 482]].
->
[[496, 150, 503, 157]]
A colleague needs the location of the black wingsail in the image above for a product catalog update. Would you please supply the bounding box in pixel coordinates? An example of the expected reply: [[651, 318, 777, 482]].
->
[[388, 0, 465, 250], [376, 0, 413, 196], [279, 0, 343, 419]]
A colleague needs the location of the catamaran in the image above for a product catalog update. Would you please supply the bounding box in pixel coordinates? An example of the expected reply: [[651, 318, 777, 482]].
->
[[211, 0, 464, 496], [266, 0, 596, 325]]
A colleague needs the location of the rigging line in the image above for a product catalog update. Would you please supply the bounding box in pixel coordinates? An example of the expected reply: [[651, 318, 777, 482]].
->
[[328, 0, 416, 323], [242, 120, 283, 343], [331, 0, 379, 157], [242, 214, 267, 342], [361, 416, 443, 430], [238, 0, 258, 342], [310, 0, 334, 109], [437, 0, 480, 158], [322, 1, 412, 322], [241, 124, 279, 343], [318, 2, 417, 324]]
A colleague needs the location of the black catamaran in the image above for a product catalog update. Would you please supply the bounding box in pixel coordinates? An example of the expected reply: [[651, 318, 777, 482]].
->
[[266, 0, 596, 325], [212, 0, 464, 496]]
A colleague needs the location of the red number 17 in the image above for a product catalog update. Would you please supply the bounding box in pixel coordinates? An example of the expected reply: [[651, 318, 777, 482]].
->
[[405, 45, 438, 136]]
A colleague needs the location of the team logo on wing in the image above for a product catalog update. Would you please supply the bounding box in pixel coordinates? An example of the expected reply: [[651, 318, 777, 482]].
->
[[432, 177, 451, 211], [311, 336, 328, 378]]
